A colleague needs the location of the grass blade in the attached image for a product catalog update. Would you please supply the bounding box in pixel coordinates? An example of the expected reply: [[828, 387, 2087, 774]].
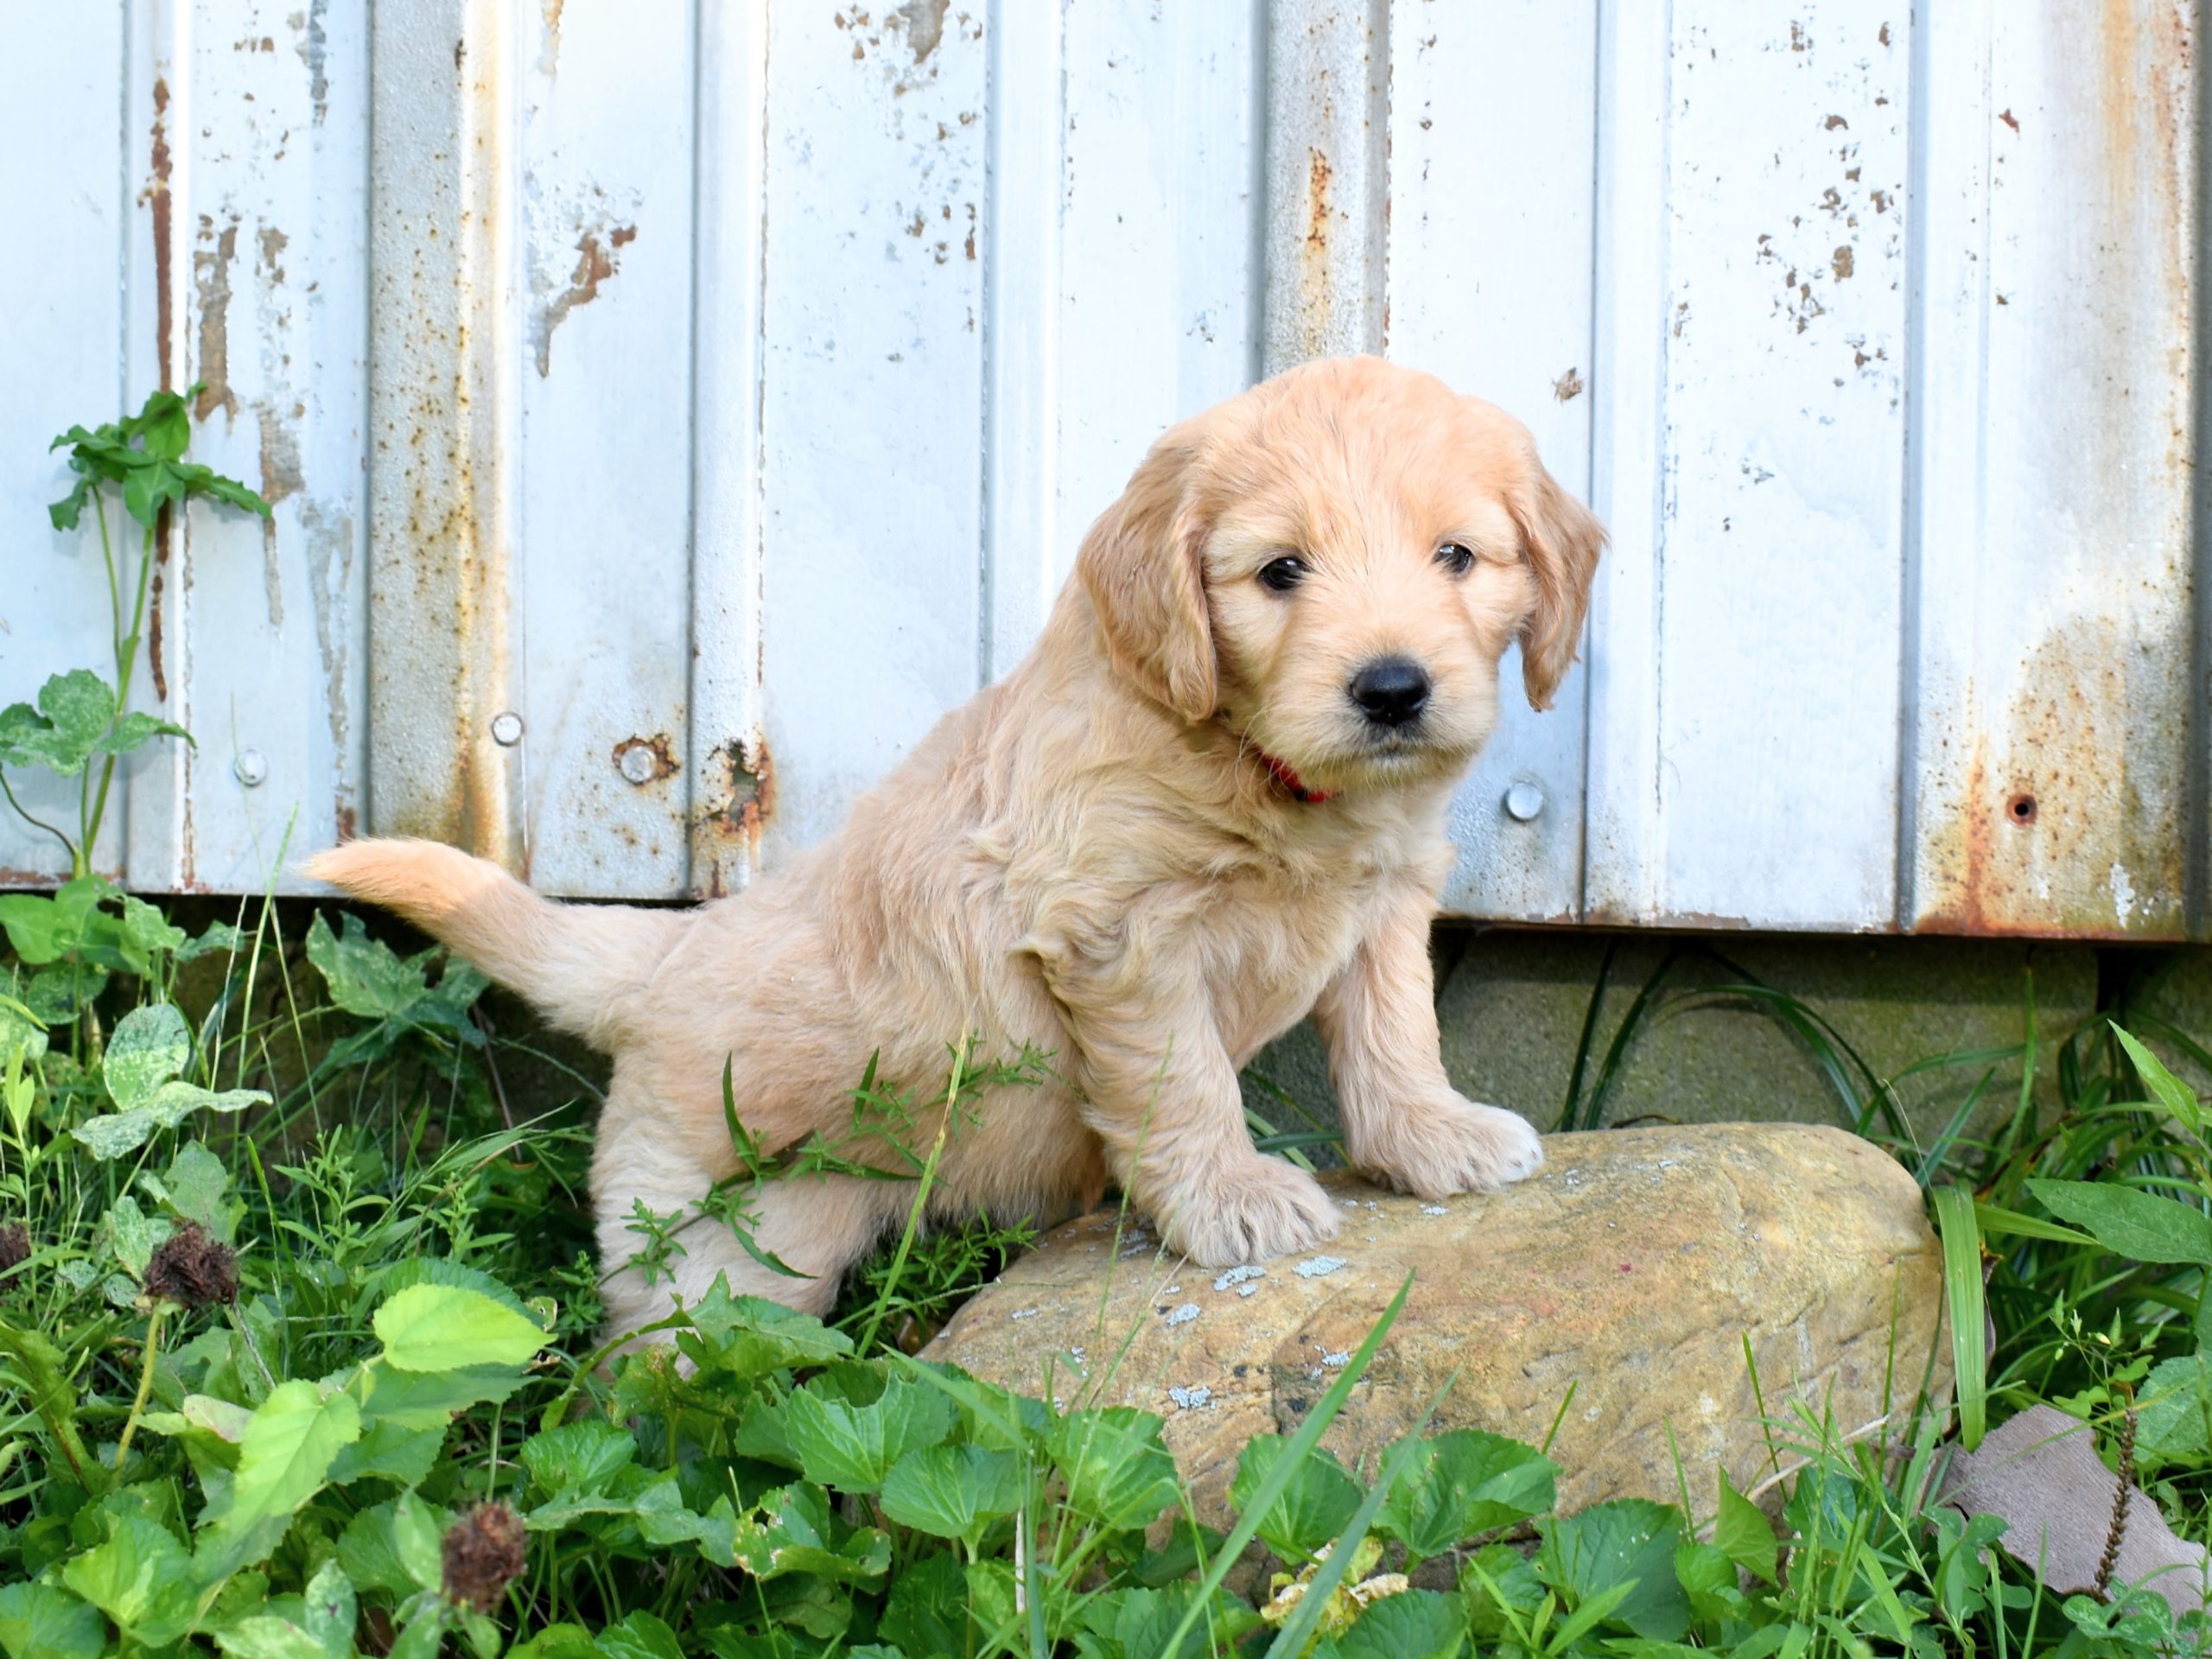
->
[[1262, 1383, 1447, 1659], [1160, 1271, 1416, 1659], [1930, 1184, 1987, 1448]]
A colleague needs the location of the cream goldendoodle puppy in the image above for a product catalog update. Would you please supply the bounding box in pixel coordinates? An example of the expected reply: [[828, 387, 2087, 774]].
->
[[309, 354, 1605, 1339]]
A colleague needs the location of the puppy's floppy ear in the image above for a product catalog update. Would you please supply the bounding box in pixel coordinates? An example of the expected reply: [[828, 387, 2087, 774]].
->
[[1509, 461, 1607, 710], [1077, 425, 1217, 722]]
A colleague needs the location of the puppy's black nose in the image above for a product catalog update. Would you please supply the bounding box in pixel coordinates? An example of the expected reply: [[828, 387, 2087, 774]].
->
[[1348, 657, 1431, 727]]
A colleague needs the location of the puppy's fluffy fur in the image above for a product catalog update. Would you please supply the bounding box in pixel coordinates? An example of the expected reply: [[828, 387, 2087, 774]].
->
[[308, 356, 1605, 1338]]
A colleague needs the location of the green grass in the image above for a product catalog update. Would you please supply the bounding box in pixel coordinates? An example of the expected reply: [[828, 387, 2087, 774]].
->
[[1, 890, 2209, 1657]]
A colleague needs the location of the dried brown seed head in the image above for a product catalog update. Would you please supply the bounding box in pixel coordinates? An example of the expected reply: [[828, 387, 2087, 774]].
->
[[0, 1222, 28, 1288], [143, 1220, 238, 1309], [442, 1501, 527, 1613]]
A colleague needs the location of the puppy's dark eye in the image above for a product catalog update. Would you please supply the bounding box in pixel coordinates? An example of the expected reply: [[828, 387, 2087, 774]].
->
[[1435, 543, 1477, 577], [1258, 556, 1308, 593]]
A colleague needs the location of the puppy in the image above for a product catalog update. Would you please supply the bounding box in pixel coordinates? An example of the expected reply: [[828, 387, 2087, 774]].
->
[[308, 355, 1605, 1340]]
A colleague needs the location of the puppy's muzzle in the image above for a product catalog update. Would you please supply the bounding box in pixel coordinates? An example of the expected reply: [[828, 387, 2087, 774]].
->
[[1347, 656, 1432, 728]]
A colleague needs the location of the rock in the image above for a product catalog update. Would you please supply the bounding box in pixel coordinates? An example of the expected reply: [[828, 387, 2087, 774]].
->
[[1943, 1403, 2207, 1617], [925, 1123, 1947, 1526]]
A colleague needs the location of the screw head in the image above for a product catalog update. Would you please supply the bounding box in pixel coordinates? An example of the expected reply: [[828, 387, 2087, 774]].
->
[[490, 711, 524, 747], [234, 748, 269, 788], [619, 744, 658, 785], [1503, 780, 1545, 822]]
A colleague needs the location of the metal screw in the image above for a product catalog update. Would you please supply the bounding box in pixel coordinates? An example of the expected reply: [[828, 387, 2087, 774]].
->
[[490, 711, 524, 747], [234, 748, 269, 788], [619, 745, 658, 785], [1503, 781, 1545, 822]]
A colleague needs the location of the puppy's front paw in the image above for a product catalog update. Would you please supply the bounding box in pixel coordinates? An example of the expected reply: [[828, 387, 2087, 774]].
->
[[1355, 1096, 1543, 1202], [1157, 1156, 1341, 1268]]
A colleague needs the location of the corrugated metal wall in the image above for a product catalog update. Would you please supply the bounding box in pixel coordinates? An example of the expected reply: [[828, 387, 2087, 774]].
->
[[2, 0, 2202, 939]]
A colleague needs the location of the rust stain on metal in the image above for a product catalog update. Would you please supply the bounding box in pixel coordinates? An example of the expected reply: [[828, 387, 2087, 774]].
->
[[257, 405, 305, 506], [539, 0, 563, 75], [257, 224, 289, 281], [1553, 366, 1584, 402], [334, 802, 357, 842], [1999, 108, 2020, 133], [194, 221, 241, 424], [148, 79, 174, 391], [1918, 619, 2190, 940], [891, 0, 949, 62], [532, 223, 637, 377], [148, 550, 168, 701], [612, 733, 680, 784], [694, 734, 775, 896], [1305, 146, 1333, 257], [1831, 245, 1854, 280]]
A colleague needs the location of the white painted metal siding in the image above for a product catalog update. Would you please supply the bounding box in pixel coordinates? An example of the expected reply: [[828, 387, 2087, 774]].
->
[[1, 1, 2201, 939]]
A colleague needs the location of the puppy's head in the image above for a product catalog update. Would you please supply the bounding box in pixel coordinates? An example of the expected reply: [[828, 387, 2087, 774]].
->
[[1077, 356, 1605, 795]]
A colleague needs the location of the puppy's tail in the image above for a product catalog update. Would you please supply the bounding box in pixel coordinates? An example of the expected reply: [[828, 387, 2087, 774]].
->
[[303, 838, 684, 1047]]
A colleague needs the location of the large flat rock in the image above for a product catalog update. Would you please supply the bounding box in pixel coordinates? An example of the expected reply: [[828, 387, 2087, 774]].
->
[[925, 1123, 1947, 1523]]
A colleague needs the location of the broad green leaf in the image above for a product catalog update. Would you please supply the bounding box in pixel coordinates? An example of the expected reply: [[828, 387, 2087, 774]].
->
[[880, 1441, 1025, 1545], [1330, 1589, 1467, 1659], [2139, 1353, 2212, 1464], [337, 1493, 448, 1599], [731, 1483, 891, 1585], [374, 1282, 550, 1371], [60, 1513, 200, 1648], [0, 994, 48, 1065], [1714, 1467, 1778, 1582], [179, 918, 247, 962], [327, 1416, 448, 1488], [147, 1140, 239, 1243], [1375, 1428, 1555, 1561], [97, 711, 193, 759], [219, 1566, 355, 1659], [1078, 1581, 1262, 1659], [1051, 1406, 1183, 1534], [202, 1379, 363, 1572], [141, 1079, 271, 1122], [1536, 1498, 1692, 1642], [72, 1109, 163, 1160], [595, 1611, 686, 1659], [632, 1478, 744, 1564], [358, 1354, 527, 1428], [117, 893, 189, 968], [505, 1625, 602, 1659], [1230, 1433, 1363, 1560], [1675, 1539, 1751, 1626], [103, 1192, 169, 1277], [0, 671, 117, 776], [782, 1370, 956, 1493], [2027, 1178, 2212, 1265], [0, 896, 74, 965], [26, 963, 106, 1024], [104, 1002, 192, 1111], [878, 1551, 965, 1657], [2113, 1024, 2203, 1135], [520, 1418, 637, 1497], [0, 1582, 105, 1659], [138, 389, 194, 461], [677, 1281, 855, 1376], [74, 1081, 268, 1160], [306, 911, 430, 1020]]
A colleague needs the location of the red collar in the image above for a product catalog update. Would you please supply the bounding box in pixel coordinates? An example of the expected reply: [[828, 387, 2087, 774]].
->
[[1257, 749, 1332, 804]]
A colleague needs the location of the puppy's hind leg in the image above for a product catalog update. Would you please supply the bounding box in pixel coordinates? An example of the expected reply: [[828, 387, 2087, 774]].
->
[[593, 1110, 906, 1340]]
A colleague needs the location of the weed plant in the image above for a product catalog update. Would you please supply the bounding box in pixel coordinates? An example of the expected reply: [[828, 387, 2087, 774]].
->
[[2, 397, 2209, 1656]]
